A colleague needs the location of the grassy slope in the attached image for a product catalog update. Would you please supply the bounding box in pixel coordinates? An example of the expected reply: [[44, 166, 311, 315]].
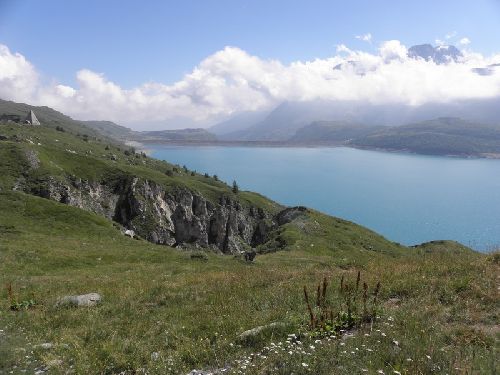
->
[[0, 192, 497, 374], [0, 123, 276, 213], [0, 99, 103, 139], [0, 121, 498, 374]]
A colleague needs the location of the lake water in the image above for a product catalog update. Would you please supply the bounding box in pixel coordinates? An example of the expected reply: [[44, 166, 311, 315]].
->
[[148, 145, 500, 252]]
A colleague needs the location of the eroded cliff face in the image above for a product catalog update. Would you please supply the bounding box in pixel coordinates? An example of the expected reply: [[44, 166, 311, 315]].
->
[[19, 174, 275, 254]]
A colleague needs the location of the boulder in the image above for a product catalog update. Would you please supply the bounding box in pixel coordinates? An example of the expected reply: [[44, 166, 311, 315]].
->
[[237, 322, 286, 344], [56, 293, 101, 307]]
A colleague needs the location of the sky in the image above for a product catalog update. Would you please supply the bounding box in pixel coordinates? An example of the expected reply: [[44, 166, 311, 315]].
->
[[1, 0, 500, 129]]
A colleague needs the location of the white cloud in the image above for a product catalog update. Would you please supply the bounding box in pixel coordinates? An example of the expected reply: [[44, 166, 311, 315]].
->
[[445, 31, 457, 40], [459, 37, 471, 46], [355, 33, 372, 43], [0, 42, 499, 129], [0, 45, 38, 102], [379, 40, 407, 62]]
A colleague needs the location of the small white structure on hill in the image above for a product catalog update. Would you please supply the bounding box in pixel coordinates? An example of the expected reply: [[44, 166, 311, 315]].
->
[[25, 110, 41, 125]]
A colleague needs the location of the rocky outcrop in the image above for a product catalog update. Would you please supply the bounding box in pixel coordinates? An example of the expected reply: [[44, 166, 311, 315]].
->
[[20, 174, 276, 254]]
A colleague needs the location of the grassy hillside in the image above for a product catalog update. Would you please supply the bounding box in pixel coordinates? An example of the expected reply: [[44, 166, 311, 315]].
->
[[0, 99, 104, 139], [0, 115, 498, 374], [81, 120, 136, 141], [0, 190, 497, 374], [350, 117, 500, 157]]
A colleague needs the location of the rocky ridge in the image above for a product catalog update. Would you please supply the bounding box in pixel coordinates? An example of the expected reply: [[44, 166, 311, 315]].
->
[[16, 168, 279, 254]]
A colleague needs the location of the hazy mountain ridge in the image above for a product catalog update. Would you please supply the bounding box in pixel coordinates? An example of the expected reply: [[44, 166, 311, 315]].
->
[[290, 121, 386, 144], [349, 117, 500, 156], [3, 97, 500, 157], [0, 99, 218, 143]]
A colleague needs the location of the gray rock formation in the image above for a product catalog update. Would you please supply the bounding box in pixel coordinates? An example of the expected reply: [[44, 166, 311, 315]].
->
[[56, 293, 101, 307], [21, 175, 276, 254]]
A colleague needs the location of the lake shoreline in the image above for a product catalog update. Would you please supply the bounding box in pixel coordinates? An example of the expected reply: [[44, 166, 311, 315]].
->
[[130, 139, 500, 160]]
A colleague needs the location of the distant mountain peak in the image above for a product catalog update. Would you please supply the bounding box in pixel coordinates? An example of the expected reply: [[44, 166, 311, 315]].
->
[[408, 44, 462, 64]]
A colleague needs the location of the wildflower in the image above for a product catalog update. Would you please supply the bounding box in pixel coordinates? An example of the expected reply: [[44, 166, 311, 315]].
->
[[381, 332, 387, 337], [393, 371, 401, 375], [361, 369, 368, 372], [377, 370, 385, 374], [309, 345, 315, 350], [426, 355, 431, 360], [315, 339, 321, 344], [406, 358, 412, 362], [392, 340, 399, 346], [302, 363, 309, 368]]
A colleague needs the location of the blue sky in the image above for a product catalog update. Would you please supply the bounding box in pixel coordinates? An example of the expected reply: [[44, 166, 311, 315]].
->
[[1, 0, 499, 88]]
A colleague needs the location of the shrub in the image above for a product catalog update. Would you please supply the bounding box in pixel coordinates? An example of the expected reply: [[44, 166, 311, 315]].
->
[[6, 283, 37, 311], [232, 180, 239, 194]]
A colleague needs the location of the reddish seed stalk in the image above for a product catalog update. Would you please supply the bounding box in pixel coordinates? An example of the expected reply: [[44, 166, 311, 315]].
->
[[304, 286, 315, 328]]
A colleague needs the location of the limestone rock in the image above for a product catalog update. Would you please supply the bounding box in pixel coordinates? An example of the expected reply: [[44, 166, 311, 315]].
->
[[237, 322, 286, 343], [56, 293, 101, 307]]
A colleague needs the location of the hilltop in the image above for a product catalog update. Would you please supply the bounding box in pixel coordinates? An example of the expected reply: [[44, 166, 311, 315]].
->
[[0, 102, 498, 374]]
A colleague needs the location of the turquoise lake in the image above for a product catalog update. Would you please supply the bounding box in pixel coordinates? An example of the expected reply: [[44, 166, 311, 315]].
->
[[148, 145, 500, 251]]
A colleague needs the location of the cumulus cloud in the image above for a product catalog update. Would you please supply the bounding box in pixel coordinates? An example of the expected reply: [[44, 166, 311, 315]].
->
[[355, 33, 372, 43], [459, 37, 471, 46], [0, 42, 499, 129], [0, 44, 38, 102], [445, 31, 457, 40]]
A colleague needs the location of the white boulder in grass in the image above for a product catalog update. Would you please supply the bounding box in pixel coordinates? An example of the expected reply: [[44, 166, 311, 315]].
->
[[56, 293, 101, 307]]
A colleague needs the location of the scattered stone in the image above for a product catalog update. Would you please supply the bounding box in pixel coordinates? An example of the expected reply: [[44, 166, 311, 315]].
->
[[187, 368, 231, 375], [124, 229, 135, 238], [25, 150, 40, 169], [237, 322, 286, 343], [151, 352, 160, 361], [56, 293, 101, 307], [244, 249, 256, 262], [276, 206, 308, 225], [34, 343, 53, 350], [46, 359, 63, 368], [386, 297, 401, 306]]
